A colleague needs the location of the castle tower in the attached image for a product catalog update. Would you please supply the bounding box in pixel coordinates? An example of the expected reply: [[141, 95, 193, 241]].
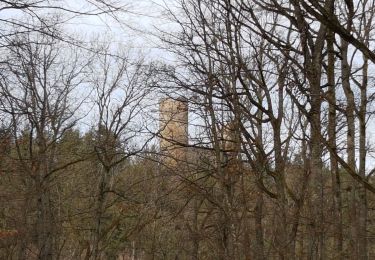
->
[[222, 120, 241, 154], [222, 120, 242, 174], [159, 97, 188, 167]]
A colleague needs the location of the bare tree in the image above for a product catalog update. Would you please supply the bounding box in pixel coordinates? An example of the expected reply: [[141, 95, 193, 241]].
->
[[0, 28, 90, 259], [89, 45, 152, 259]]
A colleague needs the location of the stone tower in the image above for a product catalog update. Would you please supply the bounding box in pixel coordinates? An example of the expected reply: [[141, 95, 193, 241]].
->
[[222, 120, 242, 174], [159, 97, 188, 167]]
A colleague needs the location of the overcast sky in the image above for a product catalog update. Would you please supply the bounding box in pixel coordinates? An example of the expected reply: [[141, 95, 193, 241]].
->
[[60, 0, 177, 60]]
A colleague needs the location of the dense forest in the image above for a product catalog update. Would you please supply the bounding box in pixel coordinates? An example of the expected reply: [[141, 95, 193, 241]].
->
[[1, 0, 375, 259]]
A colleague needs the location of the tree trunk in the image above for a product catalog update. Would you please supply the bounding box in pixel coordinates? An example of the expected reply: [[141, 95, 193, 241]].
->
[[357, 53, 368, 260], [92, 168, 108, 260], [37, 181, 54, 260], [341, 36, 359, 260], [254, 192, 265, 260], [327, 29, 343, 257]]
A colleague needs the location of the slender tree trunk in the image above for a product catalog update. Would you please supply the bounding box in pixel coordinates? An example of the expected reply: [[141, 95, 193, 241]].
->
[[274, 128, 291, 260], [308, 65, 324, 260], [341, 36, 359, 260], [254, 191, 265, 260], [252, 91, 265, 260], [358, 53, 368, 260], [92, 168, 108, 260], [37, 181, 54, 260], [327, 29, 343, 257], [36, 146, 55, 260]]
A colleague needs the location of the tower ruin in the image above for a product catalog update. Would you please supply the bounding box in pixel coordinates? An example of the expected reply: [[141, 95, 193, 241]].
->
[[159, 97, 188, 167]]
